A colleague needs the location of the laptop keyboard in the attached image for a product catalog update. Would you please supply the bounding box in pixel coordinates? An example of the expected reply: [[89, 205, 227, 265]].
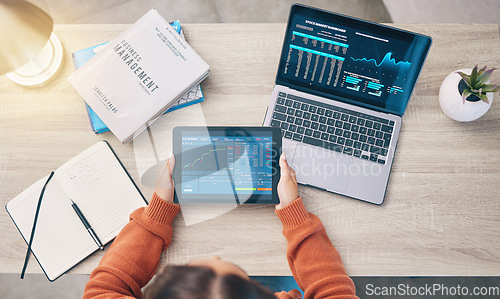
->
[[270, 92, 395, 164]]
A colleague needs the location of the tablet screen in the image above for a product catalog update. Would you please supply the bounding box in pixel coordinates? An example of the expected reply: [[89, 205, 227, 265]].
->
[[173, 127, 281, 204]]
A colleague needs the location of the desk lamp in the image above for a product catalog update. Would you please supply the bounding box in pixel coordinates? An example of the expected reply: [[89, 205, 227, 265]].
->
[[0, 0, 64, 87]]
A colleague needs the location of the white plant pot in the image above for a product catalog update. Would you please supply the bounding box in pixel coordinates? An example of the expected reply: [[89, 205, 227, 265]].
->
[[439, 68, 493, 122]]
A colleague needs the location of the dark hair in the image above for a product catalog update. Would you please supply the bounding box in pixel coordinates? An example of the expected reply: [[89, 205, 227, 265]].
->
[[144, 265, 276, 299]]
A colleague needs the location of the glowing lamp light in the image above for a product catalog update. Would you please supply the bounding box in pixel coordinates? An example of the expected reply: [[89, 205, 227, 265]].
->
[[0, 0, 64, 87]]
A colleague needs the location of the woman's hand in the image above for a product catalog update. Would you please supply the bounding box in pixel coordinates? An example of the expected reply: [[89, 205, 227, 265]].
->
[[155, 153, 176, 203], [276, 153, 299, 209]]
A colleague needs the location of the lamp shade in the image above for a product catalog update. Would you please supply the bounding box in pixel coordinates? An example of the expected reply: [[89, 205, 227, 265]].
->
[[0, 0, 53, 75]]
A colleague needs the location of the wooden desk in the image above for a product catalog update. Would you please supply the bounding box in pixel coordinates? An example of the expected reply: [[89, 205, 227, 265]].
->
[[1, 24, 499, 277]]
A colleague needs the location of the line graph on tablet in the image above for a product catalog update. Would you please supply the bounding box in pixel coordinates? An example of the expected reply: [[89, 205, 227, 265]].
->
[[182, 147, 229, 171]]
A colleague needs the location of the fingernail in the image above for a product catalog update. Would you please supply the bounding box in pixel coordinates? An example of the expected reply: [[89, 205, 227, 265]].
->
[[281, 153, 286, 160], [166, 153, 173, 165]]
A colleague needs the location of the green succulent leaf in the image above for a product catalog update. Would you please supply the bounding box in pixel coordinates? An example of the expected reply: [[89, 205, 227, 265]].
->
[[474, 68, 494, 88], [457, 71, 473, 88], [478, 93, 490, 104], [456, 66, 498, 100], [470, 65, 479, 84], [461, 89, 472, 104], [482, 84, 500, 93], [456, 71, 467, 78]]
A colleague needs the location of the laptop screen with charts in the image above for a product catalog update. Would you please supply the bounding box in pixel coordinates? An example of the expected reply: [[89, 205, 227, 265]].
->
[[276, 4, 432, 116], [263, 4, 431, 204]]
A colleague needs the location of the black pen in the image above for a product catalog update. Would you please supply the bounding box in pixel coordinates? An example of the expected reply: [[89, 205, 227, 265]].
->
[[70, 198, 104, 250]]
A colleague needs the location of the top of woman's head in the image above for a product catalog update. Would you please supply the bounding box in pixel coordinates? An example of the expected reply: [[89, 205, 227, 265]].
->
[[144, 265, 276, 299]]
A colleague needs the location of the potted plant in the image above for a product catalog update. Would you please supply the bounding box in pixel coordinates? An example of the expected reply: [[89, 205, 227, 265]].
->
[[439, 65, 499, 122]]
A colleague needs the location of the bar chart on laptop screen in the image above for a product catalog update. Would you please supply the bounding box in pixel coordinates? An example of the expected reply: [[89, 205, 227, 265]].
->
[[285, 30, 347, 89], [283, 14, 424, 112]]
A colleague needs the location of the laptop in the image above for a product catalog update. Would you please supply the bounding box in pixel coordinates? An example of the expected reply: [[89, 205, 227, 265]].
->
[[263, 4, 432, 204]]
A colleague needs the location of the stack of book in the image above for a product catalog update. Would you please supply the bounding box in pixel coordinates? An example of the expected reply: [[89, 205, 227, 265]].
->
[[72, 20, 205, 134], [69, 10, 210, 143]]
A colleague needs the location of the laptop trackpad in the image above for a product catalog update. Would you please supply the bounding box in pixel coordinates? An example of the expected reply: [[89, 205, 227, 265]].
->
[[291, 144, 351, 193]]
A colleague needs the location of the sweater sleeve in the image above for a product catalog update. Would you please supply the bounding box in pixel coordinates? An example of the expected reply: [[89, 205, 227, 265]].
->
[[275, 197, 358, 299], [83, 193, 181, 299]]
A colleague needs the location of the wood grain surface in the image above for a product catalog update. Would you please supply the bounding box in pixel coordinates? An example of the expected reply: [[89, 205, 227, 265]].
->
[[0, 23, 499, 276]]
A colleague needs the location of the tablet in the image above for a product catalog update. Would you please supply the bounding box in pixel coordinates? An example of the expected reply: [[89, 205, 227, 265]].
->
[[173, 127, 281, 204]]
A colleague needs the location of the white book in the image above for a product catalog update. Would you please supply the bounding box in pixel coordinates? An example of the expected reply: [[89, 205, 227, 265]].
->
[[69, 9, 210, 143], [5, 141, 147, 281]]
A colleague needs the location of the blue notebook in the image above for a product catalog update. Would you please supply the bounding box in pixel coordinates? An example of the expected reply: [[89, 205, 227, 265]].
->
[[72, 21, 205, 134]]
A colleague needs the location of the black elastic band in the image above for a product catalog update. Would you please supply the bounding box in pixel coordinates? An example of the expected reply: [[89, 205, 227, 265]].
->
[[20, 171, 55, 279]]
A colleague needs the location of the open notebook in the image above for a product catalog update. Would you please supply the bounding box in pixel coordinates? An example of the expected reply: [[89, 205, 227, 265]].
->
[[6, 141, 147, 281]]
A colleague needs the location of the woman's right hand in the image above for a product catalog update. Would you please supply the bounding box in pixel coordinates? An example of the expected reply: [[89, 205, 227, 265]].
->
[[276, 153, 299, 209], [155, 153, 176, 204]]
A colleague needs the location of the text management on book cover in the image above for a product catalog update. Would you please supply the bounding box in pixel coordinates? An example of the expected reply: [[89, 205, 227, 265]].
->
[[69, 9, 210, 143], [72, 21, 205, 134]]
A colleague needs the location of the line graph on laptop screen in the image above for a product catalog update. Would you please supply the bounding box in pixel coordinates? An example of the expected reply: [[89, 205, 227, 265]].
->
[[281, 10, 431, 115], [180, 135, 274, 196]]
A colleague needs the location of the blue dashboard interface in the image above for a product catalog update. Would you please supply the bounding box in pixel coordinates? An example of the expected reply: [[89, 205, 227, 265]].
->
[[280, 8, 431, 115], [180, 133, 274, 198]]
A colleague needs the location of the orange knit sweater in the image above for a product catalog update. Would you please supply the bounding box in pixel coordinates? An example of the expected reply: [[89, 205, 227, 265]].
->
[[83, 194, 358, 299]]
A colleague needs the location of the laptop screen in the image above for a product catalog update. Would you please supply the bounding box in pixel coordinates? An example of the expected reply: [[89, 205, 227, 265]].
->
[[276, 4, 432, 116]]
